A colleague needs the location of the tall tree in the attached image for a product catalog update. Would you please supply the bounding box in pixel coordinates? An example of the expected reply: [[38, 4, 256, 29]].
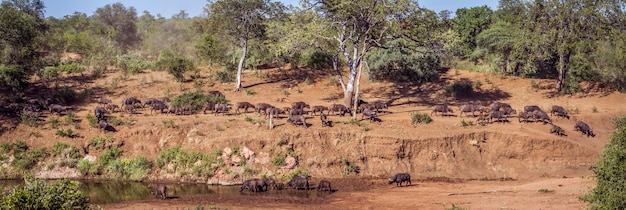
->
[[0, 0, 47, 91], [452, 6, 493, 57], [203, 0, 285, 91], [305, 0, 414, 111], [476, 21, 515, 74], [95, 3, 141, 53]]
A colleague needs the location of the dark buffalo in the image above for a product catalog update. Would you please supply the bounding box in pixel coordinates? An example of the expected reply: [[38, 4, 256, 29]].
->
[[122, 97, 141, 107], [167, 106, 182, 115], [574, 121, 595, 137], [431, 105, 453, 117], [48, 104, 66, 115], [287, 115, 307, 128], [317, 180, 332, 192], [518, 111, 533, 123], [362, 109, 377, 122], [357, 104, 374, 114], [328, 104, 351, 116], [532, 110, 552, 124], [214, 103, 232, 116], [550, 124, 566, 136], [255, 103, 275, 115], [266, 107, 285, 119], [240, 179, 266, 192], [94, 106, 107, 120], [489, 102, 511, 112], [523, 105, 543, 113], [152, 185, 167, 200], [203, 102, 215, 114], [290, 109, 309, 116], [291, 101, 310, 110], [150, 102, 168, 114], [321, 114, 332, 127], [98, 120, 109, 132], [551, 105, 570, 119], [235, 102, 255, 114], [388, 173, 411, 187], [263, 178, 276, 191], [287, 176, 310, 190], [459, 104, 483, 118], [105, 104, 119, 113], [142, 98, 161, 108], [311, 105, 329, 116], [488, 110, 508, 123], [182, 105, 195, 115], [371, 100, 388, 112], [123, 104, 135, 114]]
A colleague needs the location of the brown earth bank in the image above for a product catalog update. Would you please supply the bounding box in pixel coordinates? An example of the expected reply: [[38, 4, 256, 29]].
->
[[0, 66, 623, 209]]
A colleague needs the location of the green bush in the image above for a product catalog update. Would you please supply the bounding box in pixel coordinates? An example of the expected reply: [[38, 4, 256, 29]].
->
[[155, 146, 220, 178], [272, 152, 288, 168], [57, 62, 86, 74], [86, 114, 98, 128], [52, 142, 69, 156], [48, 116, 61, 128], [55, 128, 80, 138], [411, 113, 433, 125], [88, 136, 113, 151], [301, 51, 332, 70], [366, 40, 440, 85], [104, 156, 152, 181], [444, 80, 474, 98], [215, 62, 236, 83], [99, 148, 122, 166], [116, 52, 153, 75], [582, 115, 626, 209], [154, 50, 196, 83], [0, 176, 89, 209], [77, 159, 99, 176]]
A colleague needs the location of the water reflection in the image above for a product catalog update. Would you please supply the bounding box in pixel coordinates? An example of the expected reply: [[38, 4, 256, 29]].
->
[[0, 180, 327, 204]]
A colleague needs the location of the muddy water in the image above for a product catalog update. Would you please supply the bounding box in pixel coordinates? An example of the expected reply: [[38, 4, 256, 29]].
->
[[0, 179, 336, 204]]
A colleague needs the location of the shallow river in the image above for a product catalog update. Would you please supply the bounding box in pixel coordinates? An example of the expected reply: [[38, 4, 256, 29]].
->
[[0, 179, 328, 204]]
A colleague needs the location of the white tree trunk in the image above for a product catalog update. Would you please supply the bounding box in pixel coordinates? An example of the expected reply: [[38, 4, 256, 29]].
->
[[235, 36, 248, 92]]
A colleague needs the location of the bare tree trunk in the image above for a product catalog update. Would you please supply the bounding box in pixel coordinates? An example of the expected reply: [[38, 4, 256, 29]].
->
[[352, 62, 364, 120], [269, 113, 274, 130], [235, 33, 248, 92], [556, 53, 570, 92]]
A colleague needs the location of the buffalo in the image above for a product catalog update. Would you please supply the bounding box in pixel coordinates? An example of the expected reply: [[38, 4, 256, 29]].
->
[[388, 173, 411, 187]]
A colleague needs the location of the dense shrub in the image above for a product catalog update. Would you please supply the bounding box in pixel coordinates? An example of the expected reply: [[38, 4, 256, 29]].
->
[[215, 62, 236, 83], [366, 40, 440, 85], [116, 52, 152, 75], [582, 115, 626, 209], [99, 148, 122, 166], [301, 51, 332, 70], [0, 176, 89, 209], [444, 80, 474, 98], [411, 113, 433, 125], [155, 146, 221, 178], [154, 50, 196, 82], [104, 156, 152, 181], [56, 62, 86, 74]]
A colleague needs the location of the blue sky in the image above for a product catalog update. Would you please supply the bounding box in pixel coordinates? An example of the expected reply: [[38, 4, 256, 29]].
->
[[43, 0, 498, 18]]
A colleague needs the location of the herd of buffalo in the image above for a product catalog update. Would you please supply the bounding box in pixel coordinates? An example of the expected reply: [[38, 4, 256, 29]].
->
[[0, 88, 596, 138], [89, 90, 392, 131], [430, 101, 596, 137]]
